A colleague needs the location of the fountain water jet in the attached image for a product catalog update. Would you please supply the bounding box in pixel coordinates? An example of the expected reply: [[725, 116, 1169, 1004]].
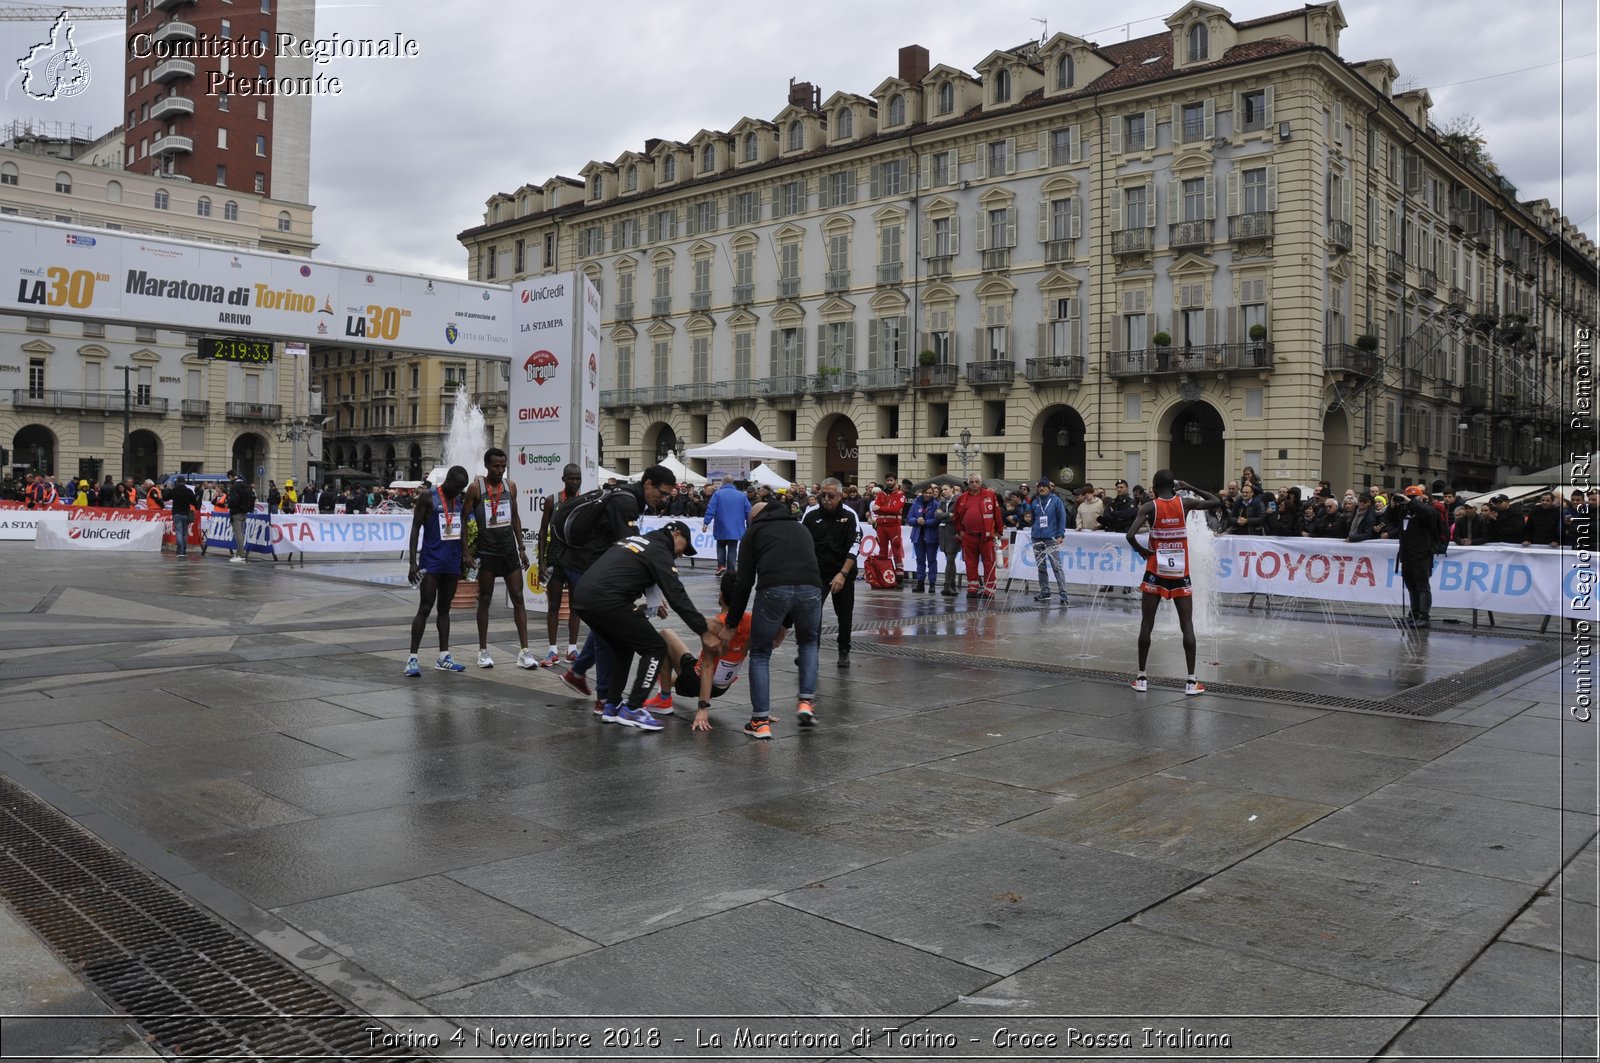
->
[[427, 386, 489, 485]]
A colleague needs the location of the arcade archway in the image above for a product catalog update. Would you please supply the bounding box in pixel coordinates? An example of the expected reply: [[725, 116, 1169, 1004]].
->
[[1321, 406, 1352, 497], [814, 413, 860, 485], [1163, 401, 1226, 491], [232, 433, 269, 490], [1034, 405, 1087, 488], [127, 429, 161, 482], [11, 425, 55, 476]]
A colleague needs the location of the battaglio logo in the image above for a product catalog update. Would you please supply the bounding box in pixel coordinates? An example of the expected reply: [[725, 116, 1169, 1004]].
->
[[17, 11, 92, 101]]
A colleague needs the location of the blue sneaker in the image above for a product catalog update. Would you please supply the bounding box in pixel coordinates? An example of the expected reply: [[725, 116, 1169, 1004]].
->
[[404, 655, 421, 678], [435, 652, 466, 672], [600, 702, 624, 725], [619, 706, 664, 732]]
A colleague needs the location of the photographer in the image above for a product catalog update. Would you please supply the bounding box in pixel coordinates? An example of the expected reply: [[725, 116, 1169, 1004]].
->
[[1384, 485, 1443, 629]]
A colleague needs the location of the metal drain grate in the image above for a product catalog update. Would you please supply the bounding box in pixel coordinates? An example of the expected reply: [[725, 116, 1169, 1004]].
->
[[850, 636, 1563, 717], [0, 776, 424, 1061]]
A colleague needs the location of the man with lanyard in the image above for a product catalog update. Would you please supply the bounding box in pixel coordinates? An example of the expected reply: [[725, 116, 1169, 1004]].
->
[[868, 473, 908, 587], [537, 463, 583, 668], [1124, 469, 1224, 696], [464, 447, 537, 669], [801, 478, 866, 668], [1028, 478, 1071, 605], [405, 466, 472, 677], [571, 520, 717, 731]]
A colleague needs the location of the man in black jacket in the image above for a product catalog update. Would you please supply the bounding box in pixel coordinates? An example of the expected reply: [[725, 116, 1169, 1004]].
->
[[801, 478, 866, 668], [725, 500, 825, 737], [572, 521, 716, 731], [168, 478, 199, 557], [1486, 495, 1527, 544], [1386, 485, 1443, 628]]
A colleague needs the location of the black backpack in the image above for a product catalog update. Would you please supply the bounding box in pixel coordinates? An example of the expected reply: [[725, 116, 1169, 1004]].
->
[[549, 485, 621, 554], [229, 480, 256, 513]]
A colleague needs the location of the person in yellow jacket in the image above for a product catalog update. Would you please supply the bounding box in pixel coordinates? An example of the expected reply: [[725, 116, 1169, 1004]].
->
[[72, 479, 90, 506], [280, 478, 298, 513]]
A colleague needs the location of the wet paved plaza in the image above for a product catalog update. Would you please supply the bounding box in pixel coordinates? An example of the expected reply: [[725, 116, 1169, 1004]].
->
[[0, 546, 1593, 1060]]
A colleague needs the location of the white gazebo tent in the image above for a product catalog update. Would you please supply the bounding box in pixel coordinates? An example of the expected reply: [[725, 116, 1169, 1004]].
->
[[747, 462, 792, 490], [659, 452, 708, 486], [596, 465, 635, 484], [683, 427, 798, 463]]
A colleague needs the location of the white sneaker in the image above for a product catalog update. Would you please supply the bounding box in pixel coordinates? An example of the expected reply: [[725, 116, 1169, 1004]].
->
[[229, 556, 246, 564], [516, 648, 539, 669], [1130, 675, 1148, 692], [477, 648, 494, 669]]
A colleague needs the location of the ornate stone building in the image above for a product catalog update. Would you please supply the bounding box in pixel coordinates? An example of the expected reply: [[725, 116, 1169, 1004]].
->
[[460, 0, 1596, 493]]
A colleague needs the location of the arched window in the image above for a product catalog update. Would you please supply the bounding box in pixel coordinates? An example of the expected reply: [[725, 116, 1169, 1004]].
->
[[196, 196, 211, 217], [55, 171, 72, 194], [701, 143, 715, 172], [743, 132, 758, 161], [104, 179, 122, 202], [662, 154, 676, 182], [887, 94, 905, 126], [277, 211, 291, 232], [625, 165, 638, 191], [0, 161, 18, 186], [223, 200, 239, 221], [837, 107, 853, 139], [153, 188, 169, 210], [993, 68, 1011, 103], [1187, 22, 1209, 62], [1056, 54, 1074, 90], [787, 120, 803, 151], [937, 82, 954, 115]]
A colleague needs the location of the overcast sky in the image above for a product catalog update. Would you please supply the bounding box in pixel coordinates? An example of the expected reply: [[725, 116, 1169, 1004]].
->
[[3, 0, 1595, 278]]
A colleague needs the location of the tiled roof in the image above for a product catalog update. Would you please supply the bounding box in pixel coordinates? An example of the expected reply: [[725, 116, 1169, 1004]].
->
[[1086, 30, 1311, 94]]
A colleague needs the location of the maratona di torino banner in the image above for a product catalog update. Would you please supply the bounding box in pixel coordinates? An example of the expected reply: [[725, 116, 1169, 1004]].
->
[[2, 216, 510, 359]]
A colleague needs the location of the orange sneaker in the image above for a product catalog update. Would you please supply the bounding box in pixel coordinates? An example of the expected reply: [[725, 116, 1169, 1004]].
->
[[743, 717, 772, 740], [796, 699, 816, 727]]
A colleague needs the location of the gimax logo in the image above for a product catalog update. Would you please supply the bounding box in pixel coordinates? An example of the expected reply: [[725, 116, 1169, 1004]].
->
[[518, 406, 561, 421]]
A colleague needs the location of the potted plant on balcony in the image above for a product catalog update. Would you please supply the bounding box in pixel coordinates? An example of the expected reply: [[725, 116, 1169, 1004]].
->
[[1248, 323, 1269, 366], [1149, 331, 1171, 371], [1354, 333, 1379, 352], [917, 349, 939, 385]]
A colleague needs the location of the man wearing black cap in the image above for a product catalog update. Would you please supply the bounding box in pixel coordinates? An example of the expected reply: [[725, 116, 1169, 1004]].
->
[[1486, 495, 1527, 544], [572, 520, 718, 731]]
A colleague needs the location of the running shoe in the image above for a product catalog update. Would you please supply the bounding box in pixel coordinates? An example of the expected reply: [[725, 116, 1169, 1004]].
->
[[619, 706, 664, 732], [540, 650, 560, 668], [516, 649, 539, 669], [565, 649, 578, 663], [477, 649, 494, 669], [435, 653, 466, 673], [642, 692, 675, 715], [592, 699, 605, 716], [1130, 675, 1148, 692], [1033, 592, 1051, 603], [1185, 679, 1206, 697], [796, 699, 816, 727], [1059, 596, 1071, 606], [743, 716, 772, 740], [599, 702, 624, 724], [404, 655, 421, 678], [559, 670, 592, 697]]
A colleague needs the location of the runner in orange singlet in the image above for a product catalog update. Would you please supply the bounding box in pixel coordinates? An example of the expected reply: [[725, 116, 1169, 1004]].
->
[[1124, 468, 1224, 696]]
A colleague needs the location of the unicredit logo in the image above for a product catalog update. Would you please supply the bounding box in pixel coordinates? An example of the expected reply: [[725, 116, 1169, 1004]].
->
[[518, 406, 561, 421], [520, 283, 565, 303], [69, 526, 133, 541]]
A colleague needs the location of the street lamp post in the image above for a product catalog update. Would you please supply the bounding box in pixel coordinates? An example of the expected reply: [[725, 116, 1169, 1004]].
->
[[955, 427, 974, 479], [119, 365, 131, 481]]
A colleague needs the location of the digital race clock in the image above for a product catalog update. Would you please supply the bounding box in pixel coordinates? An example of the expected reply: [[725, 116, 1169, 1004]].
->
[[201, 337, 274, 364]]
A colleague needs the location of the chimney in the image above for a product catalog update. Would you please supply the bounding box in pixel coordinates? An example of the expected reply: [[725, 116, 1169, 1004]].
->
[[898, 44, 930, 85], [788, 78, 820, 110], [643, 137, 663, 154]]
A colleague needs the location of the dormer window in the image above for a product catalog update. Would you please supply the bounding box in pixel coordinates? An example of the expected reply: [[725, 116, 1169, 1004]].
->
[[662, 154, 676, 182], [1056, 54, 1074, 90], [937, 82, 954, 115], [590, 174, 603, 199], [1187, 22, 1209, 62], [837, 107, 853, 139], [625, 165, 638, 192], [701, 143, 715, 172], [887, 93, 905, 126], [993, 68, 1011, 104], [743, 132, 758, 161], [787, 120, 803, 151]]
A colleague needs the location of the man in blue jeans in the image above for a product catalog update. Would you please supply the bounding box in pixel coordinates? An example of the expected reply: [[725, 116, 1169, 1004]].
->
[[1027, 478, 1071, 605], [722, 499, 824, 738], [702, 475, 751, 575]]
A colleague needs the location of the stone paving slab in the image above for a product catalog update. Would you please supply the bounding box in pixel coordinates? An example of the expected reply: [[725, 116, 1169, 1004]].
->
[[1501, 892, 1600, 962], [1381, 941, 1597, 1058], [1133, 839, 1534, 1000], [453, 814, 877, 945], [1474, 713, 1600, 761], [276, 875, 597, 1000], [1039, 701, 1297, 754], [875, 700, 1101, 747], [282, 705, 577, 760], [927, 731, 1195, 797], [1291, 782, 1596, 886], [1008, 773, 1336, 873], [77, 776, 316, 845], [1397, 743, 1599, 813], [931, 922, 1422, 1058], [177, 798, 573, 908], [1269, 711, 1483, 760], [1157, 735, 1425, 805], [776, 829, 1199, 976], [1556, 842, 1599, 901], [728, 765, 1059, 857], [33, 731, 351, 798], [0, 718, 152, 763]]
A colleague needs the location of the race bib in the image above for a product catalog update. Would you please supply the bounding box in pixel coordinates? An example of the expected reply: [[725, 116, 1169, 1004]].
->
[[1156, 545, 1187, 576], [438, 512, 462, 541], [487, 498, 511, 526]]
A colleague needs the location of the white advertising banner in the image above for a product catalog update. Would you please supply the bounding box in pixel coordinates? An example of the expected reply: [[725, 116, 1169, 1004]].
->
[[1005, 530, 1591, 619], [507, 275, 577, 522], [0, 509, 68, 540], [34, 519, 165, 551], [1, 216, 510, 359], [268, 513, 413, 554], [577, 275, 602, 491]]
